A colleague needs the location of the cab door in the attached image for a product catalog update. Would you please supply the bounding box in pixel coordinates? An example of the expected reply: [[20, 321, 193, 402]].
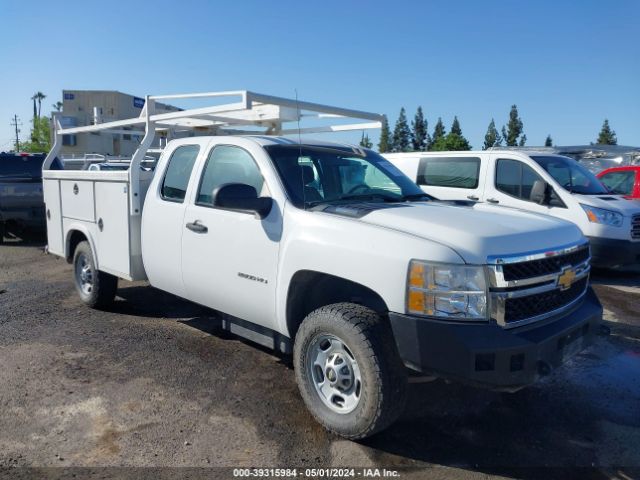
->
[[482, 155, 569, 219], [415, 155, 486, 202], [181, 142, 282, 331]]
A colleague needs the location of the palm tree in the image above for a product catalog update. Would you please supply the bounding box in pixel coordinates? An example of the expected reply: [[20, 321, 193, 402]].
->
[[31, 94, 38, 120], [52, 101, 63, 112], [36, 92, 46, 118]]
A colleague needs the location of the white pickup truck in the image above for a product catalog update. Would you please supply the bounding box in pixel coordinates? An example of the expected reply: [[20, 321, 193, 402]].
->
[[42, 92, 603, 439]]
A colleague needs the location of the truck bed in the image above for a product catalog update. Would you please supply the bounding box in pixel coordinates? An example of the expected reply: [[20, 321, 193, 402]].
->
[[42, 169, 154, 281]]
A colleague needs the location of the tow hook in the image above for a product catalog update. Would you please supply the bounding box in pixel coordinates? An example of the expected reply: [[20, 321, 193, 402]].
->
[[537, 361, 552, 376], [598, 324, 611, 336]]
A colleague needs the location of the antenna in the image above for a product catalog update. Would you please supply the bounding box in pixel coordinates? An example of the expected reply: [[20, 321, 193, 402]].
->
[[295, 89, 306, 209]]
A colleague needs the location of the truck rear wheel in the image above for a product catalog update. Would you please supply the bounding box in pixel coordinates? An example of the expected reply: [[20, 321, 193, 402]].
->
[[72, 241, 118, 309], [293, 303, 407, 439]]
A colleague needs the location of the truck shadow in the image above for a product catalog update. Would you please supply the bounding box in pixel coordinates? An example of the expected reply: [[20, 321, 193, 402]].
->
[[591, 268, 640, 288]]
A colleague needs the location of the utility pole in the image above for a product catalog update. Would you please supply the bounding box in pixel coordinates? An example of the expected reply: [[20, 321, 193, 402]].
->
[[10, 115, 21, 152]]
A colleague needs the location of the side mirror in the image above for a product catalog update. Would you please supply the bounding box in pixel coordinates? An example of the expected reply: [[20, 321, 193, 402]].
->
[[530, 180, 550, 205], [213, 183, 273, 219]]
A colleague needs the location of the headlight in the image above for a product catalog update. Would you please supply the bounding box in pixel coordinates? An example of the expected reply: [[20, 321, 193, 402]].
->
[[581, 204, 623, 227], [407, 261, 488, 320]]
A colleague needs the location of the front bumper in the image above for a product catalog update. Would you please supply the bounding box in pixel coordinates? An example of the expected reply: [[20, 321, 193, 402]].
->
[[389, 287, 603, 390], [588, 236, 640, 268]]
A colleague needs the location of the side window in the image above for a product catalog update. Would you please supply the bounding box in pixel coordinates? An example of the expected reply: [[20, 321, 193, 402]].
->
[[600, 171, 635, 195], [161, 145, 200, 202], [496, 159, 544, 201], [417, 157, 480, 189], [196, 145, 265, 206]]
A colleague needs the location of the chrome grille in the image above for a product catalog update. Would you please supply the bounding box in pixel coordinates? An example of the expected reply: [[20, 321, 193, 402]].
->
[[487, 241, 591, 328], [632, 214, 640, 240]]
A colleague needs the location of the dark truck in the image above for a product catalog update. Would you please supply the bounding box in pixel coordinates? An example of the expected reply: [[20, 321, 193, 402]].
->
[[0, 152, 61, 243]]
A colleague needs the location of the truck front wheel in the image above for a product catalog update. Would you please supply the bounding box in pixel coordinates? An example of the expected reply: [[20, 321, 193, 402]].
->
[[72, 241, 118, 309], [293, 303, 407, 439]]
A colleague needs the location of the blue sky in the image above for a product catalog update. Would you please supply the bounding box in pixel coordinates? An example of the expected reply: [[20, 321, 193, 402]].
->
[[1, 0, 638, 151]]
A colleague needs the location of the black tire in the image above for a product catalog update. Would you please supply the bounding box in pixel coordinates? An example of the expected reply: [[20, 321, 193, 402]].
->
[[294, 303, 407, 439], [72, 240, 118, 309]]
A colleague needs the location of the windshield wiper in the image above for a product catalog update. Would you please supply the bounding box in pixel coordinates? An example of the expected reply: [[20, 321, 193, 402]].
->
[[337, 193, 399, 202], [399, 193, 431, 201]]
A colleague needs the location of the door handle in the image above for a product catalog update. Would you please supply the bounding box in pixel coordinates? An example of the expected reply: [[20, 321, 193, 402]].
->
[[486, 198, 500, 204], [467, 195, 479, 201], [186, 220, 208, 233]]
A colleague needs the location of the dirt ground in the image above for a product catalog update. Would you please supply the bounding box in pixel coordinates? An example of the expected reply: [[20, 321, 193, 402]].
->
[[0, 238, 639, 479]]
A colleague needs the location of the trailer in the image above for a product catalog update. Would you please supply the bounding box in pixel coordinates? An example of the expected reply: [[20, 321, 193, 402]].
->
[[41, 90, 384, 281]]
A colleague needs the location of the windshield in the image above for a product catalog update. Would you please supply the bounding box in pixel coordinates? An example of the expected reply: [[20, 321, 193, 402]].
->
[[531, 155, 608, 195], [265, 145, 427, 208], [0, 154, 45, 178]]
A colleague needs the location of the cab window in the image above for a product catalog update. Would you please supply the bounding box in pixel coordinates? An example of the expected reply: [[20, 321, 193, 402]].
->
[[417, 157, 480, 189], [196, 145, 265, 206], [496, 159, 544, 201], [161, 145, 200, 202]]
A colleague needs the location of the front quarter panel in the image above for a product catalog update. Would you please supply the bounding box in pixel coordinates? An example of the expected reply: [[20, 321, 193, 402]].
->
[[275, 204, 464, 336]]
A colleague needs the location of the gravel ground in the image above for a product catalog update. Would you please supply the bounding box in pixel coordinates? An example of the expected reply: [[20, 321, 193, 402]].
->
[[0, 238, 639, 479]]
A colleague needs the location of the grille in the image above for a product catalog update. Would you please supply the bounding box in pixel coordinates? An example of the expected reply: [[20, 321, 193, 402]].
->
[[502, 247, 590, 281], [504, 277, 588, 323], [633, 214, 640, 240]]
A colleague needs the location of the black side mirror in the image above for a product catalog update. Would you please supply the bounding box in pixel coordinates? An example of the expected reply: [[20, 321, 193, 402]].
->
[[213, 183, 273, 219], [530, 180, 550, 205]]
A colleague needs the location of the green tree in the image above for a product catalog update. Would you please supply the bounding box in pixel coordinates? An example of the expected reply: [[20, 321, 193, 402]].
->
[[430, 132, 472, 151], [430, 117, 446, 148], [597, 119, 617, 145], [35, 92, 46, 118], [392, 107, 411, 152], [359, 132, 373, 148], [501, 104, 525, 146], [52, 101, 63, 112], [411, 106, 429, 151], [450, 116, 462, 135], [20, 116, 51, 153], [518, 134, 527, 147], [378, 115, 391, 153], [483, 119, 502, 149], [545, 135, 553, 147]]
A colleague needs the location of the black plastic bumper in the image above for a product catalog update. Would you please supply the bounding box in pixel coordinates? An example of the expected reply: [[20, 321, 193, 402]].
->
[[588, 236, 640, 268], [389, 288, 603, 390]]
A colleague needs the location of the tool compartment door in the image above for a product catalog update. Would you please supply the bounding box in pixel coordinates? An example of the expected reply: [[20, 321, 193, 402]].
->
[[95, 182, 131, 277], [43, 179, 64, 256]]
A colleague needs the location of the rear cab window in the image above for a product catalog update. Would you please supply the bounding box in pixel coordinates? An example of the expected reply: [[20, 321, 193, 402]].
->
[[160, 145, 200, 202], [599, 170, 636, 195]]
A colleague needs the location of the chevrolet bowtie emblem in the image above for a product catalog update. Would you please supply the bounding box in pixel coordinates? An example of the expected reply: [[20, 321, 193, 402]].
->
[[557, 266, 577, 291]]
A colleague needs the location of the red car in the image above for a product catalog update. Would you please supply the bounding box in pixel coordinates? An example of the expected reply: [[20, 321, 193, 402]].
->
[[597, 166, 640, 199]]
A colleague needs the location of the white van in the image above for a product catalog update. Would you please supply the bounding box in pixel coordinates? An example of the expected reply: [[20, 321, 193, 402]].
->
[[383, 150, 640, 268]]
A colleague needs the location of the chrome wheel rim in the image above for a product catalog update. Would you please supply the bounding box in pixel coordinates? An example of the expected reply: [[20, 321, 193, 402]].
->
[[308, 334, 362, 414], [75, 253, 93, 296]]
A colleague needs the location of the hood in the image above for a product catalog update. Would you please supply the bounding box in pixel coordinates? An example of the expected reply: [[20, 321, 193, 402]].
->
[[329, 201, 584, 265], [575, 194, 640, 215]]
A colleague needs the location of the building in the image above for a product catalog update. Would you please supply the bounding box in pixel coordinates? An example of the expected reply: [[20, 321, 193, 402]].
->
[[58, 90, 181, 157]]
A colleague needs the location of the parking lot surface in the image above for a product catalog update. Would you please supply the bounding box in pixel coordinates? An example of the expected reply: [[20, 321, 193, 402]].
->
[[0, 239, 639, 479]]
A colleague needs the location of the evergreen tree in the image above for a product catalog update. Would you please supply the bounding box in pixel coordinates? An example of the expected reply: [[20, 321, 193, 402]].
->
[[518, 134, 527, 147], [483, 119, 502, 149], [450, 116, 462, 135], [411, 106, 429, 151], [431, 117, 446, 149], [501, 104, 525, 146], [597, 119, 617, 145], [392, 107, 411, 152], [545, 135, 553, 147], [431, 132, 472, 151], [359, 132, 373, 148], [378, 115, 391, 153]]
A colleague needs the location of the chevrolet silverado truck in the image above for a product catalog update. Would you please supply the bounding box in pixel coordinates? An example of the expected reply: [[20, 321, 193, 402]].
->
[[41, 91, 603, 439]]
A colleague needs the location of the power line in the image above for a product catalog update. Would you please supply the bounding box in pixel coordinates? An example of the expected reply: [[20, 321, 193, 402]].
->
[[9, 115, 22, 152]]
